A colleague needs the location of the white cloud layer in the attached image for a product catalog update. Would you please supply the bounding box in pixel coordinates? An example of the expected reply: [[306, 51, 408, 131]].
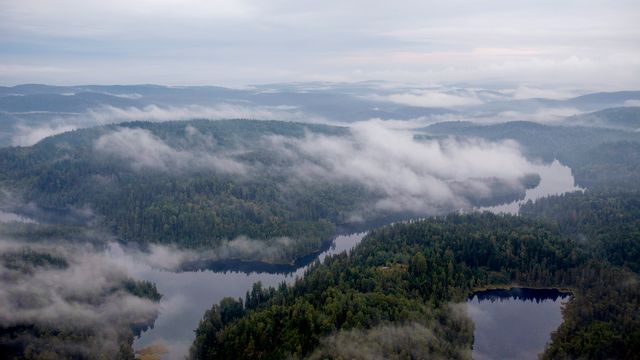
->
[[11, 103, 314, 146], [270, 121, 536, 214], [88, 119, 538, 216], [0, 239, 159, 356], [384, 90, 483, 108], [94, 127, 247, 174]]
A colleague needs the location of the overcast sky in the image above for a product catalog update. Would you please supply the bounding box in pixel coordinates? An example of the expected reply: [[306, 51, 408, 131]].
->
[[1, 0, 639, 89]]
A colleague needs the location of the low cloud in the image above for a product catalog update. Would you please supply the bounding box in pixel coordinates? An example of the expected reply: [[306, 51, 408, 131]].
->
[[212, 236, 294, 263], [511, 86, 581, 100], [308, 305, 473, 360], [309, 322, 445, 360], [10, 103, 320, 146], [12, 117, 546, 241], [473, 107, 582, 124], [90, 119, 543, 217], [85, 103, 312, 123], [271, 121, 536, 215], [94, 126, 248, 174], [382, 90, 483, 108], [0, 239, 160, 357], [11, 123, 77, 147], [113, 235, 298, 270]]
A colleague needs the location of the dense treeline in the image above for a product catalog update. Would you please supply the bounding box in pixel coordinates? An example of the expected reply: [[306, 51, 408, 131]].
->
[[0, 120, 364, 263], [521, 191, 640, 272], [542, 262, 640, 360], [567, 141, 640, 192], [0, 119, 535, 265], [190, 191, 640, 359]]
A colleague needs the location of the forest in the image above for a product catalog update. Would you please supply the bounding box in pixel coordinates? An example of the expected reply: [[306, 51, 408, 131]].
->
[[0, 120, 359, 264], [0, 119, 536, 265], [190, 190, 640, 359], [0, 114, 638, 359], [423, 120, 640, 191], [3, 0, 640, 358]]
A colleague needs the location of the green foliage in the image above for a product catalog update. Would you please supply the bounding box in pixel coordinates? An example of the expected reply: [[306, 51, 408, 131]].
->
[[189, 213, 574, 359], [0, 120, 361, 263], [191, 191, 640, 360], [0, 247, 68, 272], [542, 262, 640, 360], [121, 279, 162, 302], [521, 191, 640, 272]]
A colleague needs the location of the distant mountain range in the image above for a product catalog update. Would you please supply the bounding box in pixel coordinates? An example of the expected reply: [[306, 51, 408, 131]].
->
[[0, 83, 639, 148]]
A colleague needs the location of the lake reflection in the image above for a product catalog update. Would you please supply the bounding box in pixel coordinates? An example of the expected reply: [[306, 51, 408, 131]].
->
[[480, 160, 581, 214], [121, 160, 577, 359], [110, 232, 366, 360], [467, 288, 570, 360]]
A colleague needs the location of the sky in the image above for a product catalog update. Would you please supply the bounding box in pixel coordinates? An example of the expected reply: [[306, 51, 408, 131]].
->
[[1, 0, 639, 88]]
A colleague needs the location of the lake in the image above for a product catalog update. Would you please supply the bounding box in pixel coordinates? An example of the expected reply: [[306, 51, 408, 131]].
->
[[111, 233, 365, 359], [118, 160, 579, 359], [467, 288, 571, 360]]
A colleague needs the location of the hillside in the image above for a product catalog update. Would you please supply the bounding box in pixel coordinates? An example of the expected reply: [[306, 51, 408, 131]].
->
[[0, 119, 539, 265], [190, 191, 640, 359]]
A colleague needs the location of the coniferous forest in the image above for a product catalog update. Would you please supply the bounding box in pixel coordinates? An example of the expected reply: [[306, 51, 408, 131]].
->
[[190, 191, 640, 359], [0, 113, 638, 359], [3, 1, 640, 358]]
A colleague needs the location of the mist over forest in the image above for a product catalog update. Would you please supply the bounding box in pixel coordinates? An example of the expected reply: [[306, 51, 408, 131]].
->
[[1, 81, 639, 359], [2, 0, 640, 359]]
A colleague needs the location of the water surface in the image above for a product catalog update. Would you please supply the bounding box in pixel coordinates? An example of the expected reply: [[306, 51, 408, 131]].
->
[[481, 160, 581, 214], [467, 288, 570, 360], [122, 160, 578, 359], [111, 233, 365, 359]]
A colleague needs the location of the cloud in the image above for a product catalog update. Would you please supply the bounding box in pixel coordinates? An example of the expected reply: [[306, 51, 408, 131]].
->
[[270, 121, 537, 215], [106, 234, 301, 270], [209, 236, 295, 263], [477, 107, 583, 124], [10, 103, 320, 146], [383, 90, 483, 108], [10, 123, 77, 147], [12, 116, 543, 228], [94, 126, 248, 174], [2, 1, 639, 87], [309, 322, 443, 360], [0, 210, 36, 224], [0, 239, 160, 357], [309, 305, 473, 359], [511, 86, 582, 100], [84, 104, 313, 123]]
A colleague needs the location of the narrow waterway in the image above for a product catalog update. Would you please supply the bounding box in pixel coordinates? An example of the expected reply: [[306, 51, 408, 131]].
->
[[121, 160, 579, 359], [111, 233, 365, 359]]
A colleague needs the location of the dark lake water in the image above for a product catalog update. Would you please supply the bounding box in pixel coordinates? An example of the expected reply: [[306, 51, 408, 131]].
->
[[110, 233, 365, 359], [101, 160, 579, 359], [467, 288, 571, 360]]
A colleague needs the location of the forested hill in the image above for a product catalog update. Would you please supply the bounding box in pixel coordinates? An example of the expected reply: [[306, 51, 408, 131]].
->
[[0, 120, 356, 264], [190, 191, 640, 359], [566, 107, 640, 130], [0, 119, 537, 265], [424, 120, 640, 191]]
